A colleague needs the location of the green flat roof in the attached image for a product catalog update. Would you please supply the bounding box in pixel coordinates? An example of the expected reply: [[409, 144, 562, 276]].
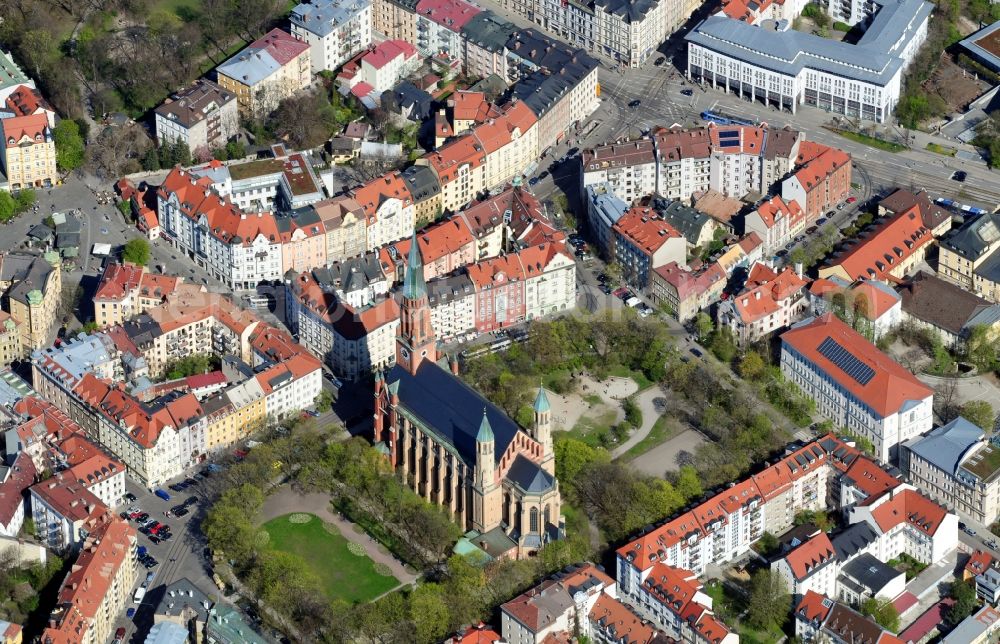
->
[[962, 442, 1000, 482]]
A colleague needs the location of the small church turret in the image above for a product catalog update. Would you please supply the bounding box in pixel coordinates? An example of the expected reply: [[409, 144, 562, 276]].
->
[[533, 384, 554, 474], [475, 408, 495, 488], [396, 232, 436, 375]]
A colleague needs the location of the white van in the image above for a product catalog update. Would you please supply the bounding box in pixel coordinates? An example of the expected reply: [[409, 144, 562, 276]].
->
[[625, 296, 642, 308]]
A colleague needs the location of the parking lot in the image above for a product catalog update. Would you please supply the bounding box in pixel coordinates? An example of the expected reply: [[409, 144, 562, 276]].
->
[[115, 471, 231, 644]]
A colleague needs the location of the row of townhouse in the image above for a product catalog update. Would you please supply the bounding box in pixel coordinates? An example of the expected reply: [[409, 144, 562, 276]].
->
[[497, 562, 735, 644], [1, 85, 58, 191], [31, 286, 321, 487], [615, 433, 957, 635], [286, 238, 575, 379], [581, 124, 804, 206]]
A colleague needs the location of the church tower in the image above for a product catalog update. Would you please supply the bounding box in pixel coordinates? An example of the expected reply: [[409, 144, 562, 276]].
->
[[473, 409, 502, 531], [533, 385, 554, 475], [396, 232, 437, 375]]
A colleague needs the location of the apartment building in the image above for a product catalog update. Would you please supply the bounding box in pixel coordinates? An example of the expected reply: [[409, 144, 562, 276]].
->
[[314, 195, 368, 263], [1, 114, 56, 190], [938, 212, 1000, 303], [808, 277, 902, 341], [582, 124, 808, 206], [611, 205, 686, 289], [373, 0, 420, 46], [401, 164, 443, 228], [780, 314, 933, 463], [414, 0, 481, 58], [475, 102, 539, 190], [794, 594, 908, 644], [29, 474, 108, 552], [427, 273, 476, 341], [650, 261, 726, 322], [190, 153, 325, 213], [686, 0, 932, 123], [254, 352, 323, 419], [204, 377, 267, 451], [585, 182, 630, 256], [350, 40, 420, 94], [717, 263, 809, 346], [277, 208, 327, 274], [93, 263, 182, 328], [380, 219, 478, 282], [773, 532, 839, 599], [746, 195, 805, 255], [353, 170, 416, 249], [460, 12, 517, 80], [0, 252, 61, 352], [781, 142, 851, 220], [466, 242, 575, 331], [215, 29, 312, 116], [902, 417, 1000, 526], [0, 453, 35, 537], [290, 0, 372, 73], [153, 79, 238, 151], [157, 167, 284, 290], [419, 135, 487, 213], [40, 519, 137, 644]]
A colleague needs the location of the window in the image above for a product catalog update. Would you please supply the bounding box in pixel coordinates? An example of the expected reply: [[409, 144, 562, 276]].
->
[[529, 507, 539, 533]]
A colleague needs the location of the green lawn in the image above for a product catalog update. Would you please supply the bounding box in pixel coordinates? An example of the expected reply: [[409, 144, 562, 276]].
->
[[622, 415, 678, 459], [828, 128, 907, 152], [561, 405, 620, 447], [150, 0, 199, 17], [263, 514, 399, 604], [607, 365, 654, 390], [926, 142, 956, 157]]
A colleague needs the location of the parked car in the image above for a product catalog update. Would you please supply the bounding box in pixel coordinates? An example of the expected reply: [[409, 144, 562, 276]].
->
[[654, 56, 665, 65], [952, 170, 967, 182], [817, 218, 827, 225], [628, 99, 641, 108], [964, 526, 977, 536], [114, 627, 126, 644], [184, 496, 198, 506], [154, 489, 171, 501], [846, 196, 857, 204], [173, 507, 189, 518], [126, 608, 136, 619], [681, 89, 693, 96], [124, 493, 137, 503]]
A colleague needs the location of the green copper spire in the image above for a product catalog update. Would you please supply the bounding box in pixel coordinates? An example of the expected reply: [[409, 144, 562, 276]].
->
[[476, 408, 494, 443], [533, 385, 551, 413], [402, 232, 427, 300]]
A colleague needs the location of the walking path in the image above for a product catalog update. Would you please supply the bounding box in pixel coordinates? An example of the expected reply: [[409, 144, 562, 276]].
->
[[612, 386, 664, 458], [260, 487, 419, 586]]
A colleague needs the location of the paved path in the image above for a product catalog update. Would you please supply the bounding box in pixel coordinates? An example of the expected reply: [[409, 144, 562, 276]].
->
[[612, 386, 665, 458], [260, 487, 418, 586], [628, 429, 707, 477]]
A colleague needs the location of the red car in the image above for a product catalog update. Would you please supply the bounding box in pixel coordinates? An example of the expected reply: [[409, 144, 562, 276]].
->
[[129, 511, 142, 519], [846, 197, 857, 204], [114, 627, 126, 643], [613, 287, 628, 298]]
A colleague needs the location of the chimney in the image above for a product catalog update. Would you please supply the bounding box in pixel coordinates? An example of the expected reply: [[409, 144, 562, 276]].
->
[[754, 291, 760, 300], [794, 262, 803, 278], [450, 355, 460, 376]]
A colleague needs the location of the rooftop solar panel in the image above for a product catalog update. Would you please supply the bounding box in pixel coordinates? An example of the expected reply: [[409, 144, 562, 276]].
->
[[817, 337, 876, 386], [719, 140, 740, 147], [717, 131, 740, 138]]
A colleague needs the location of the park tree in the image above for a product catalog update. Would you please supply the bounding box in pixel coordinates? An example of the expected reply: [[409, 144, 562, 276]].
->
[[122, 238, 151, 266], [53, 119, 85, 172], [861, 597, 900, 632], [694, 312, 714, 342], [0, 193, 15, 222], [965, 324, 999, 372], [202, 484, 264, 565], [675, 465, 703, 501], [961, 400, 996, 432], [738, 351, 766, 380], [553, 437, 609, 489], [945, 580, 979, 626], [747, 569, 790, 632], [409, 584, 451, 644]]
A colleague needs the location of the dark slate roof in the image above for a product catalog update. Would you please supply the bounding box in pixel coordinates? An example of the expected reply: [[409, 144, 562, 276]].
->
[[386, 360, 520, 465], [594, 0, 659, 22], [401, 164, 441, 203], [840, 553, 901, 592], [898, 271, 1000, 337], [461, 11, 518, 53], [940, 211, 1000, 260], [426, 272, 474, 307], [831, 522, 880, 560], [506, 454, 555, 493], [154, 577, 212, 621]]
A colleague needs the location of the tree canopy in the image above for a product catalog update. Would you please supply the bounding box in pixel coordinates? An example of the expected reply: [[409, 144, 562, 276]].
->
[[122, 238, 151, 266]]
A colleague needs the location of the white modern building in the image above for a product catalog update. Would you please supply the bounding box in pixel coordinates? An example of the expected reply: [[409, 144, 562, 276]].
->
[[290, 0, 373, 73], [685, 0, 933, 122], [780, 313, 934, 463]]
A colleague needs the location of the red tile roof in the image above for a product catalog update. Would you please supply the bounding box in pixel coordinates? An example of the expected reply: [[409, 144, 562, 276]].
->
[[708, 123, 764, 155], [613, 206, 684, 257], [363, 40, 417, 70], [424, 135, 486, 183], [30, 472, 106, 523], [588, 594, 658, 643], [65, 453, 123, 491], [447, 623, 504, 644], [185, 371, 227, 390], [967, 550, 995, 577], [796, 590, 834, 625], [352, 171, 413, 223], [382, 217, 474, 267], [870, 488, 948, 537], [825, 207, 931, 282], [5, 85, 50, 117], [93, 263, 145, 302], [653, 262, 726, 301], [793, 145, 850, 191], [42, 519, 135, 644], [780, 313, 932, 417], [251, 28, 309, 65], [756, 195, 805, 230], [784, 532, 836, 580], [842, 455, 899, 499], [732, 266, 807, 324], [451, 91, 500, 124], [2, 113, 48, 148], [0, 452, 36, 528], [415, 0, 481, 30]]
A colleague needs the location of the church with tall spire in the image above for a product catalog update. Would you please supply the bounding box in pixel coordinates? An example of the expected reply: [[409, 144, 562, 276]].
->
[[374, 234, 562, 560]]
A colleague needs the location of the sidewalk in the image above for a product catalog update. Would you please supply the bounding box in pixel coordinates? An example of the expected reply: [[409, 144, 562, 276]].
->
[[260, 487, 418, 586]]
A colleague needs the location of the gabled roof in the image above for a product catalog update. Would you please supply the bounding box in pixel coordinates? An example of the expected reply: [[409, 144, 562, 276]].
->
[[899, 271, 1000, 337], [824, 207, 932, 282], [1, 113, 48, 148], [869, 488, 948, 537], [385, 359, 522, 466], [0, 452, 36, 527], [795, 591, 833, 625], [780, 314, 932, 417], [782, 531, 836, 581]]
